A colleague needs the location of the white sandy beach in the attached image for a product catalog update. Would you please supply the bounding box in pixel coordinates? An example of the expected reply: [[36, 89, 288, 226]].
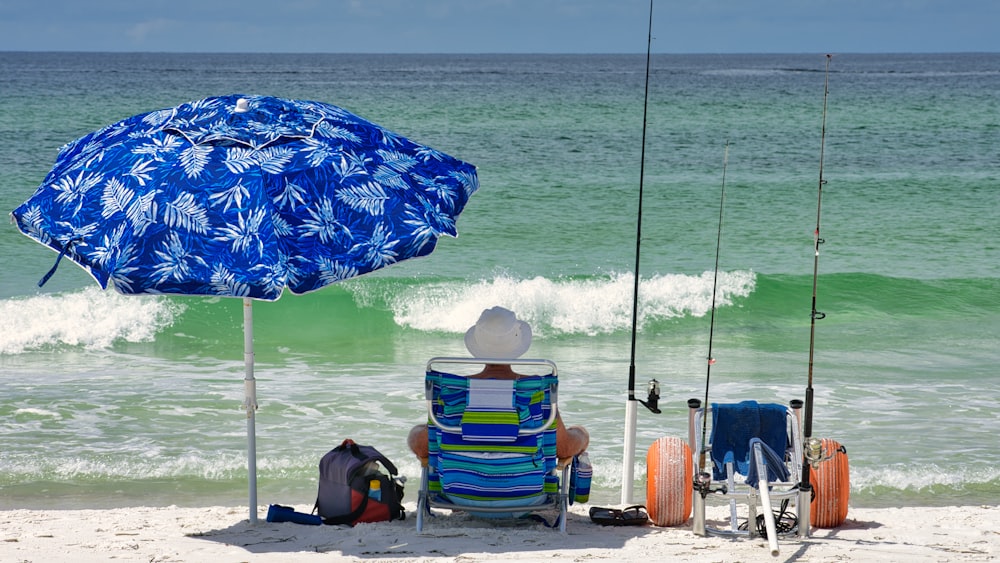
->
[[1, 502, 996, 562]]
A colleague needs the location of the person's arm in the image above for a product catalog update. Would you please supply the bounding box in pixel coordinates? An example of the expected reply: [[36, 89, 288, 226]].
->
[[555, 415, 589, 460]]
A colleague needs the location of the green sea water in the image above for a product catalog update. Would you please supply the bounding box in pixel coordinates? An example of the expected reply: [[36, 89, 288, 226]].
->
[[1, 52, 998, 511]]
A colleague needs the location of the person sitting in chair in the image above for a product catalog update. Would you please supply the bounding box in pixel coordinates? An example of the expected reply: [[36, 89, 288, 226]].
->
[[408, 306, 590, 461]]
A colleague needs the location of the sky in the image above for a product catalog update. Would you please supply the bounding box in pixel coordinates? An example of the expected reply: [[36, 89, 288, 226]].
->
[[0, 0, 997, 54]]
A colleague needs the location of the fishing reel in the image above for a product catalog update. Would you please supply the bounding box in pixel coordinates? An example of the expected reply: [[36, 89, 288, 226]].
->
[[805, 437, 836, 468], [638, 378, 661, 414], [693, 470, 726, 496]]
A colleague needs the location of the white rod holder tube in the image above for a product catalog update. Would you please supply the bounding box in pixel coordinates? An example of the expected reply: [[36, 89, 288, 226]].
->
[[621, 399, 638, 504]]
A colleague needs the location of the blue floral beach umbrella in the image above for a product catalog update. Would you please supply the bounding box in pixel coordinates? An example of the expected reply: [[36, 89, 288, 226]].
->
[[11, 94, 478, 523]]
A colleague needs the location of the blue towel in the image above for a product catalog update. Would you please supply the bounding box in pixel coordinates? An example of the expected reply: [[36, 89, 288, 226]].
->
[[710, 401, 788, 481]]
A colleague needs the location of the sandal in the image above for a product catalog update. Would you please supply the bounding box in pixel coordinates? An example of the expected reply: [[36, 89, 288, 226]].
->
[[589, 505, 649, 526]]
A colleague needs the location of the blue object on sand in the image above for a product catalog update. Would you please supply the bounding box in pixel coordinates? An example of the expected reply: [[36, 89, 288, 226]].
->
[[266, 504, 323, 525]]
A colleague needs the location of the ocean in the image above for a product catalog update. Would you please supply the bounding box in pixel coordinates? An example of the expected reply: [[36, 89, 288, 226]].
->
[[1, 52, 997, 511]]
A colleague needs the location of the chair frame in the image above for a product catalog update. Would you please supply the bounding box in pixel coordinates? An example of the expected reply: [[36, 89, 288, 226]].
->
[[416, 357, 570, 533], [687, 399, 808, 555]]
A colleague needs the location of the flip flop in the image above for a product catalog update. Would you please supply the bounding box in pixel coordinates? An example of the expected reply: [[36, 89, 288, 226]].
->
[[589, 505, 649, 526], [589, 506, 620, 525]]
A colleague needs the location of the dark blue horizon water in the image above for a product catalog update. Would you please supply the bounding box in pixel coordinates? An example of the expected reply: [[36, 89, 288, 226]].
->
[[1, 52, 998, 511]]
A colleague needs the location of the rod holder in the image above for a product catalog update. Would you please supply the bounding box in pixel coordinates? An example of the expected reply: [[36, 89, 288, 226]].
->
[[798, 484, 812, 538], [692, 472, 710, 536]]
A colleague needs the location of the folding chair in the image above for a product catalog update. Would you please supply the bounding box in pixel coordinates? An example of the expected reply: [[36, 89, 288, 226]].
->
[[415, 357, 571, 533], [688, 399, 805, 555], [647, 398, 850, 553]]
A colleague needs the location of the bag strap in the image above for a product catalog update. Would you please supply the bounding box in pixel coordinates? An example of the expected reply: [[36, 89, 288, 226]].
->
[[312, 483, 371, 526], [363, 449, 399, 477], [341, 438, 400, 477], [316, 493, 370, 526]]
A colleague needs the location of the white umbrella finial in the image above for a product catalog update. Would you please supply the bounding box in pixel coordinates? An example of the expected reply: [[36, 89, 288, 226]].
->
[[235, 98, 250, 113]]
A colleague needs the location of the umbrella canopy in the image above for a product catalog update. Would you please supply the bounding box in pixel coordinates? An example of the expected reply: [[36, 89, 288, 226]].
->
[[11, 94, 479, 523], [12, 94, 478, 299]]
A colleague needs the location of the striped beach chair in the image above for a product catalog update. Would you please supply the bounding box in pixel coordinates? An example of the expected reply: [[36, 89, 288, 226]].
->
[[415, 357, 570, 533]]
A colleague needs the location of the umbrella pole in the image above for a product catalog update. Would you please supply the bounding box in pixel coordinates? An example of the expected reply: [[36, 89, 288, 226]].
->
[[243, 297, 259, 525]]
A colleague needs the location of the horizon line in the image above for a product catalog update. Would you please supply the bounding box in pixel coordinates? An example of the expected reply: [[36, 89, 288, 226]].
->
[[3, 49, 998, 56]]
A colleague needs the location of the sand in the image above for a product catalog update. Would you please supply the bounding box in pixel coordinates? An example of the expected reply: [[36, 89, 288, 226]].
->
[[1, 502, 997, 562]]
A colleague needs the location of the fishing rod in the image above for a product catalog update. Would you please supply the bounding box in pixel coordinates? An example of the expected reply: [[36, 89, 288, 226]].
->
[[696, 141, 730, 476], [800, 54, 832, 531], [621, 0, 658, 505]]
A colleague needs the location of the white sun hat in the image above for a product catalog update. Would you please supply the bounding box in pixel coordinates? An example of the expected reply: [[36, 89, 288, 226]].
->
[[464, 306, 533, 359]]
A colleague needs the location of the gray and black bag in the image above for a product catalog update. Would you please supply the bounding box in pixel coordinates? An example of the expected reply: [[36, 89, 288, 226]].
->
[[312, 438, 405, 525]]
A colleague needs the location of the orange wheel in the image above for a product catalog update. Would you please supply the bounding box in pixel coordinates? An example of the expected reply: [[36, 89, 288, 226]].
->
[[810, 438, 850, 528], [646, 436, 692, 527]]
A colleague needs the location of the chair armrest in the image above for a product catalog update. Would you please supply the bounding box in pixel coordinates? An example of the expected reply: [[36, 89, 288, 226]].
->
[[427, 399, 559, 437]]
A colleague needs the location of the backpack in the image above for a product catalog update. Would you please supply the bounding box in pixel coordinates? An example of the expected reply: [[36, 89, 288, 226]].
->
[[313, 438, 406, 525]]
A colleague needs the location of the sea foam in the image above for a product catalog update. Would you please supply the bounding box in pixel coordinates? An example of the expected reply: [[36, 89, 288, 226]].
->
[[391, 270, 756, 336], [0, 286, 183, 354]]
